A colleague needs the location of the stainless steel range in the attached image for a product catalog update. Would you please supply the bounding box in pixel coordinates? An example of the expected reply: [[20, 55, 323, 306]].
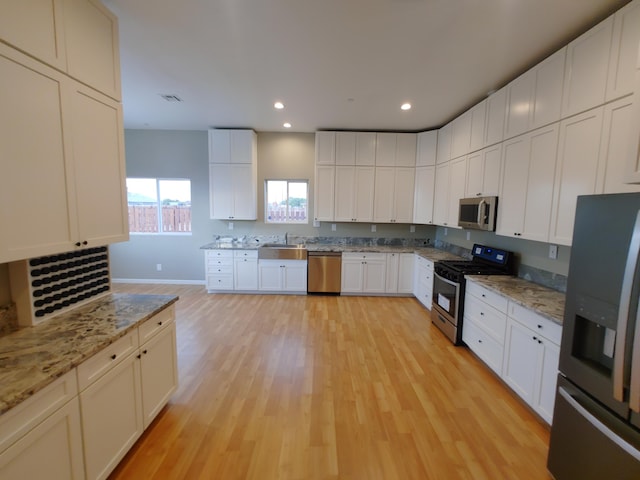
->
[[432, 244, 514, 345]]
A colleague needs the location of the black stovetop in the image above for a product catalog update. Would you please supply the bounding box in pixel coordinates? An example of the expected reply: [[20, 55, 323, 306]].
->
[[435, 244, 514, 280]]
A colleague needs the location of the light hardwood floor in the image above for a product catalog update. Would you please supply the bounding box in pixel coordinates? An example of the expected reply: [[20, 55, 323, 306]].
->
[[109, 284, 551, 480]]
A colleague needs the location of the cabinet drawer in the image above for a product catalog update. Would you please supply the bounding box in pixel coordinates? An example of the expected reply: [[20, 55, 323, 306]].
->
[[206, 250, 233, 258], [77, 329, 139, 391], [463, 318, 504, 376], [466, 281, 508, 312], [509, 302, 562, 345], [207, 264, 233, 275], [138, 305, 175, 346], [233, 249, 258, 259], [342, 252, 386, 261], [464, 294, 507, 343], [207, 275, 233, 290], [0, 369, 78, 453], [415, 255, 434, 270]]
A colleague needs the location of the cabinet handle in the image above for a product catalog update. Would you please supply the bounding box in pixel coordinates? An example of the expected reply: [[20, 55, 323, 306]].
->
[[481, 294, 486, 298], [143, 349, 148, 354], [478, 339, 483, 343], [537, 324, 542, 329], [137, 354, 141, 359], [75, 242, 81, 247], [480, 312, 484, 316], [111, 354, 117, 360], [82, 240, 88, 245], [158, 321, 163, 326]]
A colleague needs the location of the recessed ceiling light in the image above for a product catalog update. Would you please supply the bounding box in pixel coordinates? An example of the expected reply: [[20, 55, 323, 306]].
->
[[274, 101, 284, 109], [401, 103, 412, 111], [283, 122, 292, 128]]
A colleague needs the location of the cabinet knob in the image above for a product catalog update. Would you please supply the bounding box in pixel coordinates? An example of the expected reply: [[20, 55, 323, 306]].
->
[[143, 349, 148, 354], [82, 240, 88, 245], [75, 242, 81, 247], [532, 336, 537, 341], [158, 321, 163, 326], [111, 354, 117, 360], [480, 312, 484, 316], [478, 339, 483, 343], [537, 324, 542, 329]]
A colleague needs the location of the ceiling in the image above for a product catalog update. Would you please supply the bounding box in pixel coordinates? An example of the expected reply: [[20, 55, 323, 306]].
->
[[103, 0, 631, 133]]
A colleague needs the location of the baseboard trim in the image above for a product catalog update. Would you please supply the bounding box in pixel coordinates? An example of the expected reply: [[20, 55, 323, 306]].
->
[[111, 278, 206, 285]]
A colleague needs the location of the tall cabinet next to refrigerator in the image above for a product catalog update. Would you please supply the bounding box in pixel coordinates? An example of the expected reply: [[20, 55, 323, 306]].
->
[[548, 193, 640, 479]]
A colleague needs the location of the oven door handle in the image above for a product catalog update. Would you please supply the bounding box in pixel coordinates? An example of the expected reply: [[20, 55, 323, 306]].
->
[[434, 271, 459, 288]]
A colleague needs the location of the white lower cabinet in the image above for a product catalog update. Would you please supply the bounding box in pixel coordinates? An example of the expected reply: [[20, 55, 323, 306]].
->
[[463, 279, 561, 424], [205, 249, 234, 292], [258, 260, 307, 293], [385, 253, 414, 294], [234, 250, 258, 291], [341, 252, 386, 294], [0, 371, 84, 480], [413, 255, 434, 309]]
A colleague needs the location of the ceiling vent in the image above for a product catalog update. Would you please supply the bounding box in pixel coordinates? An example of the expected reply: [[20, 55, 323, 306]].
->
[[160, 94, 183, 102]]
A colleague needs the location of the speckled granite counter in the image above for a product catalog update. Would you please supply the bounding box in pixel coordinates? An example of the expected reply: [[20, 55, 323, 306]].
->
[[465, 275, 565, 325], [0, 293, 178, 415]]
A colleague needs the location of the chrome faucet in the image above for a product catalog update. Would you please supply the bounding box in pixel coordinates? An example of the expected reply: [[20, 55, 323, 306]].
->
[[284, 232, 288, 245]]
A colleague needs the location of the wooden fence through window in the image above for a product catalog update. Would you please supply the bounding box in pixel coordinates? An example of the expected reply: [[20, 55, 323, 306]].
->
[[128, 205, 191, 233]]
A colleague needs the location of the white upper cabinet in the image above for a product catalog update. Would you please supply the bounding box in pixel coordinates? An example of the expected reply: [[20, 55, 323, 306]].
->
[[484, 87, 507, 147], [550, 107, 605, 246], [432, 162, 450, 226], [315, 131, 336, 165], [447, 156, 467, 228], [561, 16, 614, 118], [599, 96, 640, 194], [436, 122, 452, 164], [469, 100, 487, 152], [375, 133, 416, 166], [606, 0, 640, 102], [208, 129, 256, 164], [465, 144, 501, 198], [416, 131, 437, 166], [0, 0, 66, 70], [334, 166, 375, 222], [627, 52, 640, 183], [373, 167, 415, 223], [63, 0, 121, 100], [336, 132, 376, 166], [450, 110, 472, 159], [505, 69, 535, 140], [413, 166, 436, 225], [314, 165, 335, 221]]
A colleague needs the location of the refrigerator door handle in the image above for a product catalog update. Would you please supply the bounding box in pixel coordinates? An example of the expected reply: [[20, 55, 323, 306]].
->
[[559, 387, 640, 461], [630, 305, 640, 412], [614, 210, 640, 402]]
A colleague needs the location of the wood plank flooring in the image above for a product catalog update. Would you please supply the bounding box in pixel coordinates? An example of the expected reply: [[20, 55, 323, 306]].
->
[[109, 285, 551, 480]]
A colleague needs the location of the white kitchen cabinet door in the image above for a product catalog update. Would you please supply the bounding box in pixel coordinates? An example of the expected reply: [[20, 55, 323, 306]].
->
[[561, 16, 614, 118], [550, 107, 604, 246], [341, 257, 364, 293], [450, 110, 472, 159], [432, 161, 450, 226], [484, 86, 507, 147], [234, 258, 258, 290], [67, 81, 128, 247], [140, 320, 178, 429], [397, 253, 415, 294], [80, 351, 143, 480], [416, 131, 437, 166], [0, 46, 76, 263], [599, 96, 640, 194], [353, 167, 375, 222], [0, 0, 66, 71], [63, 0, 121, 100], [336, 132, 357, 165], [436, 123, 452, 164], [465, 144, 501, 198], [314, 165, 335, 221], [503, 319, 539, 407], [0, 397, 84, 480], [413, 166, 435, 225], [469, 100, 487, 153], [282, 261, 307, 292], [497, 135, 529, 238], [362, 256, 386, 294], [210, 163, 257, 220], [505, 69, 534, 140], [393, 167, 416, 223], [258, 261, 283, 291], [315, 131, 336, 165], [446, 156, 467, 228], [335, 166, 374, 222], [336, 132, 377, 166], [373, 167, 395, 222], [355, 132, 377, 166], [530, 47, 566, 130], [463, 319, 505, 376], [606, 0, 640, 102], [375, 133, 397, 166], [396, 133, 417, 167], [413, 256, 433, 310], [532, 338, 560, 425], [208, 129, 231, 164], [385, 253, 400, 293]]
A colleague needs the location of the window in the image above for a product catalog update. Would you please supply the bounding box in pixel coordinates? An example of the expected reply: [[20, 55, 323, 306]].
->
[[265, 180, 308, 224], [126, 178, 192, 234]]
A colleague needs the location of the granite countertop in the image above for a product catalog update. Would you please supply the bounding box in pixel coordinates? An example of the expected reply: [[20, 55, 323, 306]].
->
[[465, 275, 565, 325], [0, 293, 178, 415]]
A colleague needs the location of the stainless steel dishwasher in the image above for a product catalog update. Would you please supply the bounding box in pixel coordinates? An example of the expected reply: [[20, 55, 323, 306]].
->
[[307, 251, 342, 294]]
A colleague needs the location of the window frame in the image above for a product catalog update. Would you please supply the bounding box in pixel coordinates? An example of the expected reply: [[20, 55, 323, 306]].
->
[[126, 177, 192, 235], [264, 179, 309, 225]]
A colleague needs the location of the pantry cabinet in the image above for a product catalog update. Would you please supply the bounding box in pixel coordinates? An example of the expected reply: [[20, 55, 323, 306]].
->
[[497, 123, 559, 243], [549, 107, 604, 246], [334, 166, 375, 222], [0, 45, 127, 264]]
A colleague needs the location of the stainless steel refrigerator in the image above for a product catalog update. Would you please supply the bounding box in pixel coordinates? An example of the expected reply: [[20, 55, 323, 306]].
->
[[548, 193, 640, 479]]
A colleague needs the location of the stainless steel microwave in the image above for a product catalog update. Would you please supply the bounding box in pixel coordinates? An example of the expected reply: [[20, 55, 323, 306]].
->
[[458, 196, 498, 231]]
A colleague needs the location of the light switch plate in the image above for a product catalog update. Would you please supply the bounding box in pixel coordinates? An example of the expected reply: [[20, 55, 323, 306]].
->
[[331, 223, 336, 231], [371, 225, 376, 232], [549, 244, 558, 259], [228, 222, 234, 230], [466, 231, 471, 241], [410, 225, 415, 233], [313, 220, 320, 227]]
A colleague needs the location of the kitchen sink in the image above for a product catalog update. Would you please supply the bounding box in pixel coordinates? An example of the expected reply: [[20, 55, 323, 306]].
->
[[258, 244, 307, 260]]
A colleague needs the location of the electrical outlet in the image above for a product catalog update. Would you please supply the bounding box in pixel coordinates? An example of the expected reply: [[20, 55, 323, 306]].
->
[[228, 222, 234, 230], [331, 223, 336, 231], [549, 244, 558, 259], [444, 228, 448, 236], [156, 264, 162, 271], [466, 231, 471, 241], [371, 225, 376, 233], [410, 225, 416, 233], [313, 220, 320, 227]]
